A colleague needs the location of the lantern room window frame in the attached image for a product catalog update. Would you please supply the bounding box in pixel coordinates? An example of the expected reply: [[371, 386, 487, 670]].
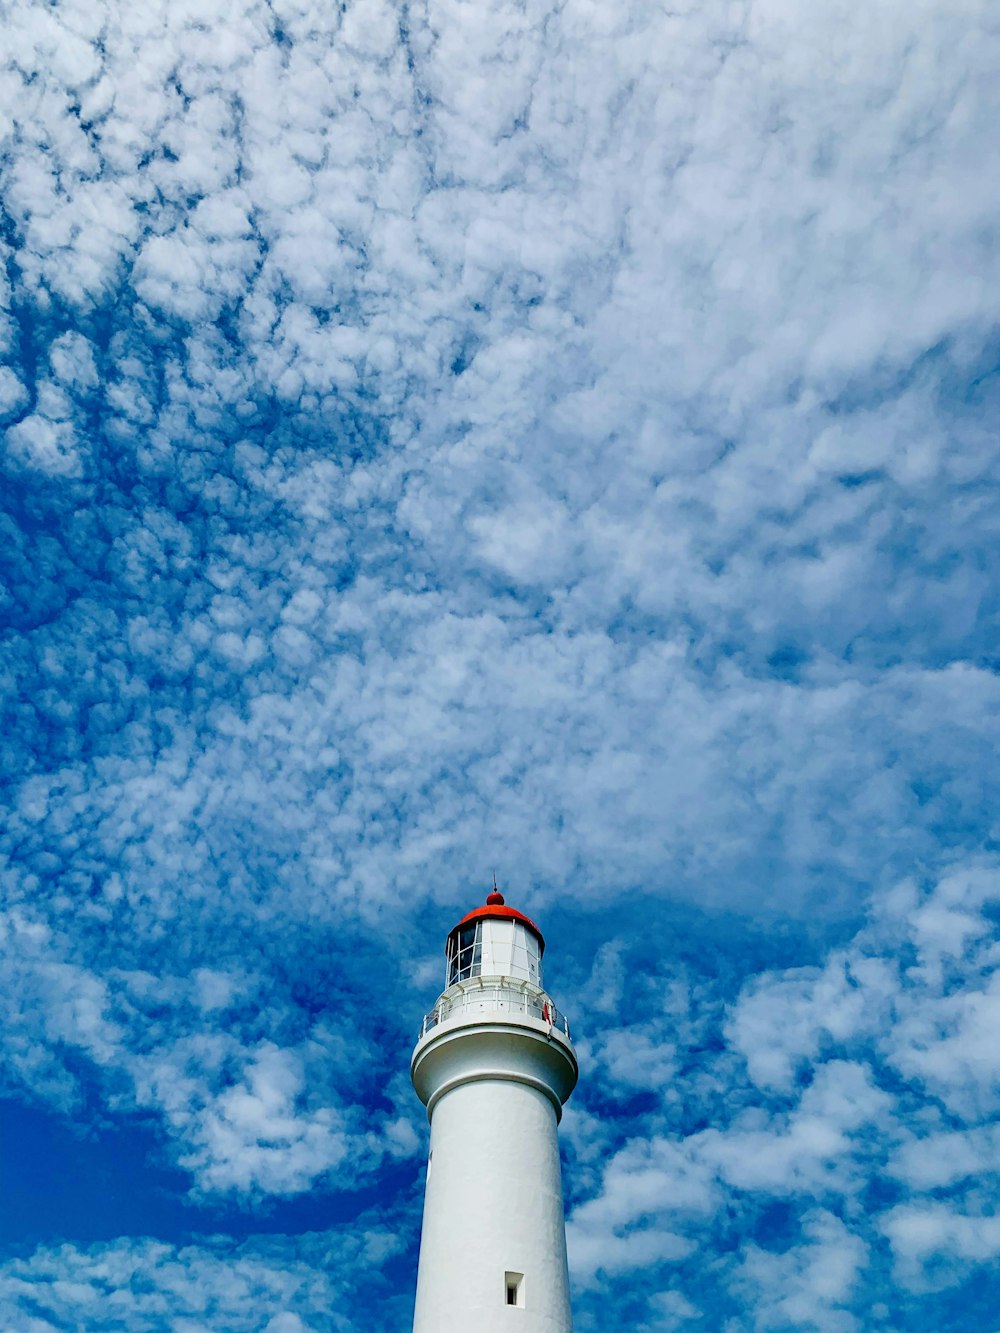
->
[[447, 920, 483, 985]]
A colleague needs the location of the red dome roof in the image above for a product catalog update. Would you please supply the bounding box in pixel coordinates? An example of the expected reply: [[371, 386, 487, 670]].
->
[[446, 892, 545, 955]]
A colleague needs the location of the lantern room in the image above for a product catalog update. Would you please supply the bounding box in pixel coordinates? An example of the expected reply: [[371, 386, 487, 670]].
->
[[445, 890, 544, 989]]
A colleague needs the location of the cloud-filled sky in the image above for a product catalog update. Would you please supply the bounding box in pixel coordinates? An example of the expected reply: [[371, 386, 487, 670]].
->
[[1, 0, 998, 1327]]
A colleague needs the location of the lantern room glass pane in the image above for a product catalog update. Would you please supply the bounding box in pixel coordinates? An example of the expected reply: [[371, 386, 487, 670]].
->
[[448, 922, 482, 985]]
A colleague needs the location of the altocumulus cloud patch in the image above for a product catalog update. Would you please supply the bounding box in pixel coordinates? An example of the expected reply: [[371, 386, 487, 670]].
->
[[1, 0, 999, 1327]]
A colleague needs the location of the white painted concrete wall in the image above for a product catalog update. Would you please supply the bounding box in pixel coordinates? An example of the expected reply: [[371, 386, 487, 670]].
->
[[411, 1017, 577, 1333]]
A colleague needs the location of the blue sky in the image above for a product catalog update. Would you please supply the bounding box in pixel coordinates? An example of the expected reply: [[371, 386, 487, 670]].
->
[[1, 0, 998, 1328]]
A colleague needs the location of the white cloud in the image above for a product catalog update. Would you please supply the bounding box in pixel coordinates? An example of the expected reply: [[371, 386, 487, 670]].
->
[[701, 1062, 891, 1197], [4, 412, 81, 476], [881, 1204, 1000, 1293], [566, 863, 1000, 1321], [733, 1211, 868, 1333], [888, 1124, 1000, 1192], [48, 331, 99, 389], [0, 1230, 405, 1333], [0, 367, 28, 418], [0, 909, 416, 1197]]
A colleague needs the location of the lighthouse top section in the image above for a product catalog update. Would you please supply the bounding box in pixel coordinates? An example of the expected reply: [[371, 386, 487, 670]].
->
[[413, 887, 577, 1119], [444, 889, 544, 989]]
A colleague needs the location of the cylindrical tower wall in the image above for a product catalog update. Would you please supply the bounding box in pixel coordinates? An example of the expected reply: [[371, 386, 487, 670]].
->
[[412, 1077, 573, 1333]]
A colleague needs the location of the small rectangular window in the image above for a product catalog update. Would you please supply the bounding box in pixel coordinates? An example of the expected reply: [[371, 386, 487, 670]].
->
[[505, 1271, 524, 1308]]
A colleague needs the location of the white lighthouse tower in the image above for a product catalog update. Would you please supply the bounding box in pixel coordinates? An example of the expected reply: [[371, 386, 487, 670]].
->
[[411, 889, 578, 1332]]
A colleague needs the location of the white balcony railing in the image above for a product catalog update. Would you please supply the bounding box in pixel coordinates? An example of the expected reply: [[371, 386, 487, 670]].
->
[[418, 979, 572, 1042]]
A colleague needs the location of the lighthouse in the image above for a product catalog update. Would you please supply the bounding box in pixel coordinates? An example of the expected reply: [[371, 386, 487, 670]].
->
[[410, 889, 579, 1332]]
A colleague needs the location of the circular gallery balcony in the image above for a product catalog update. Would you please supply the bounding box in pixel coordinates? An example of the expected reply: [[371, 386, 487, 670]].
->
[[417, 977, 572, 1043]]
